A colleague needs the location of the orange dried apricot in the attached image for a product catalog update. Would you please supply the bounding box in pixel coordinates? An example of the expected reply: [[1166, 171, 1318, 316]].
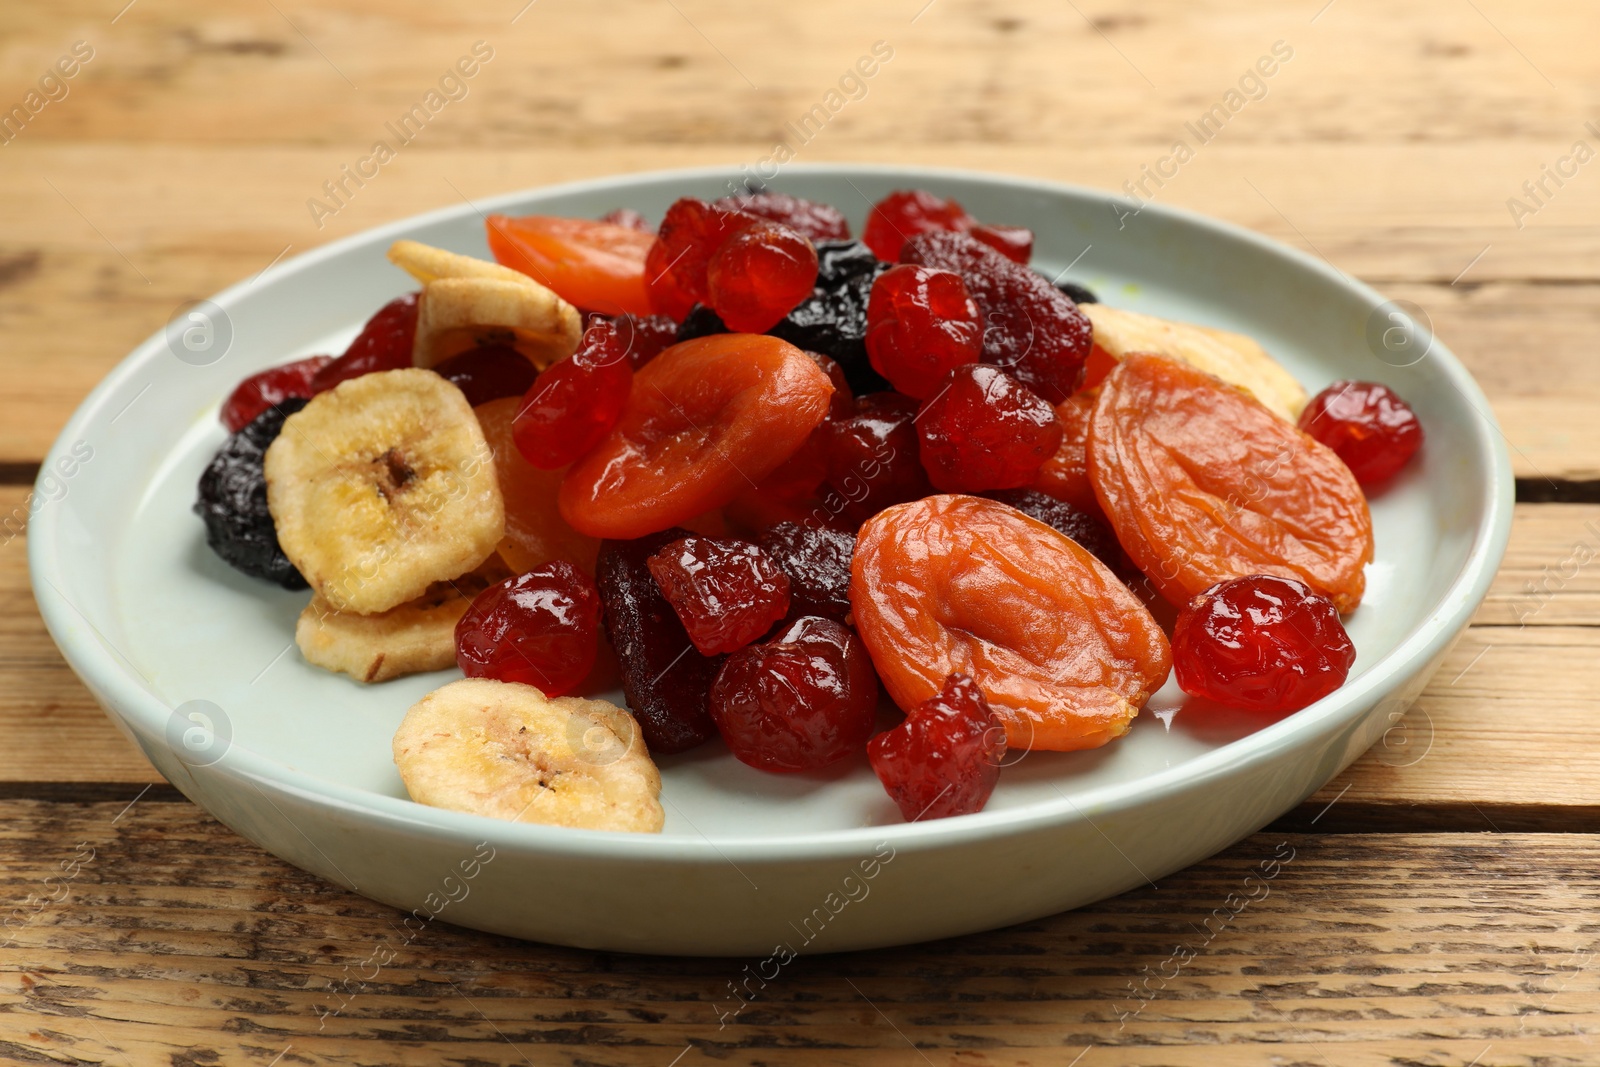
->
[[559, 335, 834, 539], [850, 494, 1171, 752], [486, 215, 654, 316], [1031, 387, 1099, 512], [1087, 353, 1373, 612]]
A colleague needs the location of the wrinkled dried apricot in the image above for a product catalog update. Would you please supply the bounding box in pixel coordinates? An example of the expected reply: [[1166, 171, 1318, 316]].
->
[[850, 494, 1171, 751], [1031, 388, 1100, 512], [559, 335, 834, 539], [1088, 353, 1373, 612], [486, 215, 655, 317]]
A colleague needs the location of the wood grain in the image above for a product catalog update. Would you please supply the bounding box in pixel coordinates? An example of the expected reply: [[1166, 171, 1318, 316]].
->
[[1, 802, 1595, 1066]]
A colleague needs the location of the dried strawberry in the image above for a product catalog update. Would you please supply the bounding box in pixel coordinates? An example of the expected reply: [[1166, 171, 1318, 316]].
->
[[647, 536, 792, 656], [309, 292, 419, 393], [869, 674, 1004, 821]]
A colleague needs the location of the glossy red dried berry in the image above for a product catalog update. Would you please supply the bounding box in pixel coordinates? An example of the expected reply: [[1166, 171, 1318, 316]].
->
[[865, 265, 983, 399], [902, 231, 1092, 404], [431, 345, 538, 408], [822, 392, 931, 521], [454, 561, 602, 697], [709, 616, 879, 773], [706, 220, 820, 333], [647, 536, 792, 656], [1172, 574, 1356, 713], [758, 521, 855, 623], [1298, 380, 1423, 486], [969, 223, 1033, 264], [644, 198, 758, 321], [868, 674, 1004, 821], [713, 191, 851, 241], [596, 528, 724, 754], [310, 292, 420, 393], [917, 365, 1063, 492], [863, 189, 974, 261], [220, 355, 331, 433], [512, 320, 634, 469]]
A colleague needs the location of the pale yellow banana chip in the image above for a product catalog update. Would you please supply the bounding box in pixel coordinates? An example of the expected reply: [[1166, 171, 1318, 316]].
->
[[1082, 303, 1308, 422], [387, 239, 535, 287], [265, 368, 505, 615], [393, 678, 664, 833]]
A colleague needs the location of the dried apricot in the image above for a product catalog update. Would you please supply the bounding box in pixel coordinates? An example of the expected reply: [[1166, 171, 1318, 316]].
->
[[1031, 388, 1100, 512], [558, 335, 834, 539], [850, 494, 1171, 751], [475, 398, 599, 574], [486, 215, 655, 317], [1087, 353, 1373, 612]]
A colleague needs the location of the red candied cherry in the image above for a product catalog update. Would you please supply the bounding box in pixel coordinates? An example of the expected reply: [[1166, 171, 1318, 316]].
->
[[917, 364, 1063, 492], [1298, 380, 1423, 486], [220, 355, 331, 432], [431, 344, 537, 407], [601, 207, 652, 232], [709, 616, 879, 772], [706, 220, 820, 333], [863, 189, 974, 261], [865, 265, 983, 399], [644, 198, 758, 321], [310, 292, 420, 392], [1173, 574, 1356, 713], [512, 319, 634, 469], [868, 674, 1005, 821], [455, 561, 602, 697], [647, 535, 792, 656], [969, 223, 1033, 264], [610, 312, 680, 370], [822, 392, 932, 520], [713, 191, 852, 241]]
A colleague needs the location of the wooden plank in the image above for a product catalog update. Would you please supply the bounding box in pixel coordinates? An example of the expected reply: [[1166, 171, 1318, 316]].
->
[[1, 802, 1596, 1065], [4, 486, 1599, 822]]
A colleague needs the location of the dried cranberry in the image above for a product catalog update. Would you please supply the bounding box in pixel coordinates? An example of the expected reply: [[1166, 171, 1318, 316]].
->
[[431, 345, 538, 407], [644, 198, 758, 321], [713, 191, 851, 241], [902, 231, 1092, 404], [710, 616, 879, 772], [969, 223, 1033, 264], [1172, 575, 1356, 713], [984, 488, 1130, 578], [611, 312, 680, 370], [512, 320, 634, 469], [310, 292, 420, 393], [758, 522, 855, 623], [596, 528, 724, 754], [865, 265, 983, 399], [707, 220, 820, 333], [823, 392, 931, 520], [601, 207, 652, 232], [220, 355, 331, 433], [917, 365, 1063, 492], [454, 562, 602, 697], [863, 189, 974, 261], [647, 536, 792, 656], [1298, 380, 1423, 486], [868, 674, 1004, 821]]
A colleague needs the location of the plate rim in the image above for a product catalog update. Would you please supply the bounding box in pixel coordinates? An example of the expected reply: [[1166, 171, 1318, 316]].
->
[[29, 161, 1514, 862]]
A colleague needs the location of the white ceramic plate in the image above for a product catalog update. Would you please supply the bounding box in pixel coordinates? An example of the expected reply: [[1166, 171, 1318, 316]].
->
[[30, 165, 1511, 955]]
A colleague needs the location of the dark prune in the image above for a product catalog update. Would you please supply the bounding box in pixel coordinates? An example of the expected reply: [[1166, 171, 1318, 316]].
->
[[758, 521, 855, 623], [984, 488, 1131, 578], [1053, 279, 1097, 305], [595, 527, 724, 753], [768, 240, 891, 395], [194, 399, 309, 590], [902, 231, 1092, 404], [431, 344, 537, 407], [676, 303, 729, 342]]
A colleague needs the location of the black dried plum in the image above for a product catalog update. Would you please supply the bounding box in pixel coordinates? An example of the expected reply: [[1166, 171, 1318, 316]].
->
[[984, 488, 1131, 578], [675, 303, 728, 342], [595, 527, 723, 754], [767, 240, 891, 395], [757, 521, 855, 623], [194, 398, 308, 590]]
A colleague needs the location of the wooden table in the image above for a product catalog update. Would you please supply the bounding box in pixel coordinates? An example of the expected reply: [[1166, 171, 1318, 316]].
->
[[4, 1, 1598, 1063]]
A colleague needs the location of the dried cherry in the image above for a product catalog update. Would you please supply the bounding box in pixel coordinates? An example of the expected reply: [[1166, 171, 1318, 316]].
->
[[220, 355, 331, 433], [454, 562, 601, 697], [850, 494, 1170, 751], [709, 616, 879, 773], [822, 391, 930, 522], [916, 364, 1063, 492], [863, 189, 974, 261], [1087, 353, 1373, 612], [1172, 575, 1356, 712], [768, 240, 891, 395], [1297, 380, 1422, 486], [559, 335, 834, 539], [644, 198, 758, 321], [512, 320, 634, 470], [868, 674, 1004, 821]]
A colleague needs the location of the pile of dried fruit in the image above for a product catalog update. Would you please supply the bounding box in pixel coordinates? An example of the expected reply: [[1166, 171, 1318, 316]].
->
[[196, 186, 1423, 833]]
